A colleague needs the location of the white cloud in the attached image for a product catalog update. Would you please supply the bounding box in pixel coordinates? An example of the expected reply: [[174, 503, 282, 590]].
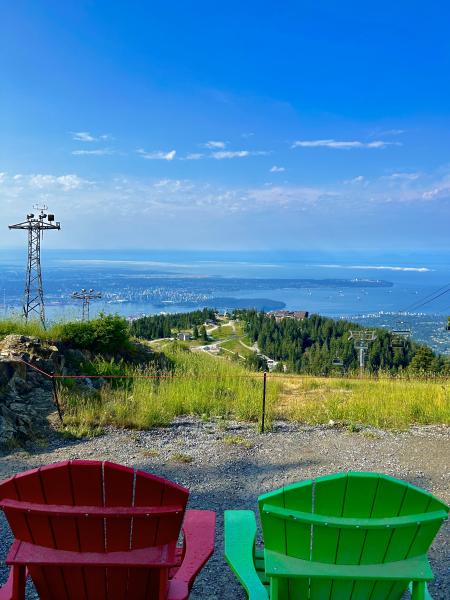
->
[[370, 128, 406, 137], [71, 131, 111, 142], [245, 185, 331, 210], [203, 140, 227, 149], [344, 175, 365, 184], [318, 264, 431, 272], [270, 166, 285, 173], [28, 174, 87, 191], [387, 172, 420, 180], [292, 139, 398, 150], [137, 149, 176, 161], [422, 183, 450, 200], [184, 153, 204, 160], [153, 179, 194, 192], [0, 172, 7, 184], [71, 131, 96, 142], [72, 148, 115, 156], [211, 150, 250, 159]]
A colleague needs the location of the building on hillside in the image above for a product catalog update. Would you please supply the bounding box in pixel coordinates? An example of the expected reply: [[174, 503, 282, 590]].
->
[[268, 310, 309, 322], [265, 357, 278, 372], [177, 332, 191, 341]]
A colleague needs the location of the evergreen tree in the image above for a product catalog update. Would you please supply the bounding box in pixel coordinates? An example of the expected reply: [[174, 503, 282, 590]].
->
[[235, 309, 439, 375]]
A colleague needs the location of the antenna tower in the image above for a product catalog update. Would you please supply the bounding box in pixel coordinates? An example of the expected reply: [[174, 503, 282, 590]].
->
[[348, 330, 377, 375], [72, 289, 102, 321], [9, 206, 60, 327]]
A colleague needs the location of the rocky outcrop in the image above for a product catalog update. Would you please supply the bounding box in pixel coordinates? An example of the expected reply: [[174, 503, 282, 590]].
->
[[0, 335, 60, 448], [0, 334, 169, 448]]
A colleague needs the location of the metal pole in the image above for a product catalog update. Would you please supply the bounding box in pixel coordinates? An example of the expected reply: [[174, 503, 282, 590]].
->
[[51, 376, 63, 423], [261, 371, 267, 433]]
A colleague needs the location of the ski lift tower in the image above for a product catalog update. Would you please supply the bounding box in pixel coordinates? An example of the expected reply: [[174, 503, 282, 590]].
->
[[9, 206, 60, 327], [72, 288, 102, 321], [348, 330, 377, 375]]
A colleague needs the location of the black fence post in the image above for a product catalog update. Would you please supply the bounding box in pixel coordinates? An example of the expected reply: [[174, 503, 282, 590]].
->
[[51, 375, 63, 423], [260, 371, 267, 433]]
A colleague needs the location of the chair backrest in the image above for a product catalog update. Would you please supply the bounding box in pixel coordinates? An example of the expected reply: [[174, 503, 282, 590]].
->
[[258, 472, 448, 600], [0, 460, 189, 600]]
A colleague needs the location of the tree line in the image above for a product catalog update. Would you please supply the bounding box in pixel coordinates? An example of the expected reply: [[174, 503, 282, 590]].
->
[[234, 310, 447, 375], [129, 308, 217, 340]]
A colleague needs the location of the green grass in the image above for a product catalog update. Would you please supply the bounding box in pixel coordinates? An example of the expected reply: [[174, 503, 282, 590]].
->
[[221, 338, 254, 358], [277, 376, 450, 430], [0, 318, 66, 340], [223, 434, 254, 448], [60, 343, 279, 433], [209, 324, 234, 340], [4, 316, 448, 433], [170, 452, 193, 463]]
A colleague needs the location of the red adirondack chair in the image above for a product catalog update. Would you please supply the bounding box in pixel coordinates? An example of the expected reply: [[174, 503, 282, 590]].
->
[[0, 460, 215, 600]]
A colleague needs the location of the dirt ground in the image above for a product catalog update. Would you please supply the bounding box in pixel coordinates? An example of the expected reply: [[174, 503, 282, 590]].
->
[[0, 419, 449, 599]]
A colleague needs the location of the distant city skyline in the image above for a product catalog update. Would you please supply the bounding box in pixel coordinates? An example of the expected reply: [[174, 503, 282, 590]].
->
[[1, 2, 450, 250]]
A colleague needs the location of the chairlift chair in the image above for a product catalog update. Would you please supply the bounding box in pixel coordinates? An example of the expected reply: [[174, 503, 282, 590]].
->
[[390, 321, 411, 349], [331, 357, 344, 367]]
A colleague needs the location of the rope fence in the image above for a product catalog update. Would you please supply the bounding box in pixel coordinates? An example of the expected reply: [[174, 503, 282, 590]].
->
[[17, 358, 269, 430]]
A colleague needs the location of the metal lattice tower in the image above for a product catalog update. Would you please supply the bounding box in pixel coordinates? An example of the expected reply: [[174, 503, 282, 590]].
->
[[72, 289, 102, 321], [9, 206, 60, 327], [348, 330, 377, 375]]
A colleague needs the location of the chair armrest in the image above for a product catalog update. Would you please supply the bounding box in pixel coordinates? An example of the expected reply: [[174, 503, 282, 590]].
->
[[168, 509, 216, 600], [224, 510, 268, 600], [0, 569, 14, 600]]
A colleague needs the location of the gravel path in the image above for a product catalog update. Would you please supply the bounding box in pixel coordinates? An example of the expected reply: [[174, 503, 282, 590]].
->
[[0, 420, 449, 599]]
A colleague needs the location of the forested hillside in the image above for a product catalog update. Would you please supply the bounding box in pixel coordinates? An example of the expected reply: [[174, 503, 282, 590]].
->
[[236, 310, 446, 374], [130, 308, 217, 339]]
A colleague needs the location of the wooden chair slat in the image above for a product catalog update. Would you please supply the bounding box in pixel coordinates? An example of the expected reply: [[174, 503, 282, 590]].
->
[[103, 462, 135, 595], [310, 473, 348, 599], [284, 481, 313, 599], [0, 498, 184, 518], [69, 461, 104, 506], [126, 570, 152, 598], [35, 565, 69, 600], [39, 461, 74, 504], [12, 469, 45, 503], [331, 472, 380, 598]]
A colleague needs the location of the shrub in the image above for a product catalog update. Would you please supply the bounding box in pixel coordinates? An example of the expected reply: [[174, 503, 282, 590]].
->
[[59, 321, 97, 349], [59, 313, 130, 353]]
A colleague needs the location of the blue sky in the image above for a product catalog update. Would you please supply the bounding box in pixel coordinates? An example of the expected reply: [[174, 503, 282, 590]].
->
[[1, 1, 450, 250]]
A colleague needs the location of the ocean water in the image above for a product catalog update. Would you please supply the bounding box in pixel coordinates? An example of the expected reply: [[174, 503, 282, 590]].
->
[[1, 248, 450, 320]]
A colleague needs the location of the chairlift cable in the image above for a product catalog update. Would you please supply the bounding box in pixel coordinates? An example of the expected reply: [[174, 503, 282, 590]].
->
[[407, 288, 450, 311], [399, 283, 450, 313]]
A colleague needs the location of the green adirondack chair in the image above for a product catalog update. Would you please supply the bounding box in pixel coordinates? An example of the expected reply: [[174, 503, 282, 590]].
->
[[225, 472, 448, 599]]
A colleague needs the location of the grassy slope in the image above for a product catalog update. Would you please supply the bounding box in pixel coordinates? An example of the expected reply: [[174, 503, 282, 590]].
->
[[0, 319, 66, 340], [1, 317, 448, 432], [61, 343, 281, 435], [276, 375, 450, 429]]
